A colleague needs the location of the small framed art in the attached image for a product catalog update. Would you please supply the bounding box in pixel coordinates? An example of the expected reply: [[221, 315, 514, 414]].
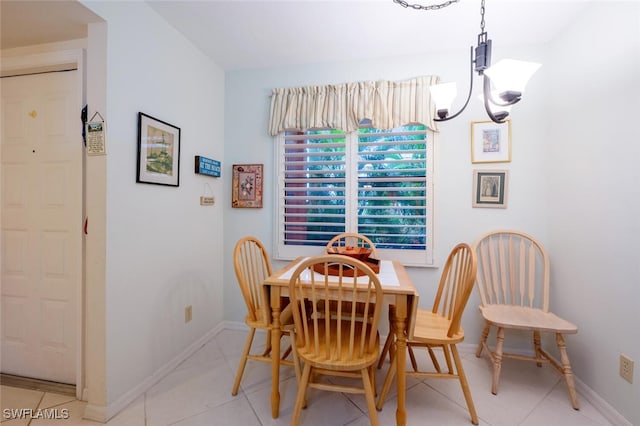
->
[[137, 112, 181, 187], [232, 164, 263, 208], [473, 169, 508, 208], [471, 119, 511, 163]]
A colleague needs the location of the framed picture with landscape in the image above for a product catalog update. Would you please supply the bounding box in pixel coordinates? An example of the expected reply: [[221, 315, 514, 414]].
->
[[137, 112, 181, 187], [471, 119, 511, 163]]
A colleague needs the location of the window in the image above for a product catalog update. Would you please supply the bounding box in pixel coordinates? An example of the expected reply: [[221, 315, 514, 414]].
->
[[274, 122, 434, 266]]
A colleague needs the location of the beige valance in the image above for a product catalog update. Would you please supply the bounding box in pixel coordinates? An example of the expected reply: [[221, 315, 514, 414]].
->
[[268, 76, 440, 136]]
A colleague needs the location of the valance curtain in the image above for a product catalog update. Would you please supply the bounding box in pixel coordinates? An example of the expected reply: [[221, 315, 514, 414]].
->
[[268, 76, 440, 136]]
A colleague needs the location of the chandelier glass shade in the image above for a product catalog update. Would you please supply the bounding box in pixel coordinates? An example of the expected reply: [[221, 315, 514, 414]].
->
[[394, 0, 541, 123], [484, 59, 542, 99]]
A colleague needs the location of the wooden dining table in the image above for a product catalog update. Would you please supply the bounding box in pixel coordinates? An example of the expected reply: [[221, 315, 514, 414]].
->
[[264, 256, 418, 426]]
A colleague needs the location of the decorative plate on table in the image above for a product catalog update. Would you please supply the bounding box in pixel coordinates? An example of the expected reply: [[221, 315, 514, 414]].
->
[[317, 247, 380, 276], [326, 246, 371, 261]]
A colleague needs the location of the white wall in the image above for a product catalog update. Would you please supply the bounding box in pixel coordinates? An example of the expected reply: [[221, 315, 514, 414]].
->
[[83, 1, 225, 416], [72, 0, 638, 422], [224, 2, 639, 423], [223, 46, 549, 328], [547, 3, 640, 424]]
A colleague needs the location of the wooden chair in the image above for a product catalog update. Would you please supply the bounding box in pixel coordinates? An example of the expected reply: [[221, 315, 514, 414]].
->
[[376, 243, 479, 425], [231, 236, 298, 396], [474, 230, 579, 409], [288, 255, 384, 426], [326, 232, 379, 258], [323, 233, 379, 316]]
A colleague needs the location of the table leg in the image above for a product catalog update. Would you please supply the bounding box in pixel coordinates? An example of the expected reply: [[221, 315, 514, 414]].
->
[[394, 295, 408, 426], [270, 288, 282, 418]]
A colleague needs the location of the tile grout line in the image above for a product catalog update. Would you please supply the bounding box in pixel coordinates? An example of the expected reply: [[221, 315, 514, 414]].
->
[[29, 391, 45, 426]]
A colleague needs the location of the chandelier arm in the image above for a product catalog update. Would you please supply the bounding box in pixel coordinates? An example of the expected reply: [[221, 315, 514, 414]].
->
[[411, 0, 536, 124], [482, 75, 509, 123], [434, 46, 474, 122]]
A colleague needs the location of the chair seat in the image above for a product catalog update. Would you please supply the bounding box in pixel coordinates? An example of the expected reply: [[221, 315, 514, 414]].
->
[[473, 230, 580, 411], [376, 243, 479, 425], [479, 305, 578, 334], [232, 236, 300, 398], [296, 319, 380, 370], [288, 255, 383, 426], [411, 309, 465, 344]]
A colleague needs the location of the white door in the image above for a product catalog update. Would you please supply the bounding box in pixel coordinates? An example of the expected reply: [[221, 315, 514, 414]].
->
[[1, 70, 82, 384]]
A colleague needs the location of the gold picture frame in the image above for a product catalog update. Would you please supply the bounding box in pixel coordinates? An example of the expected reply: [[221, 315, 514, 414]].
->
[[232, 164, 263, 208], [471, 119, 511, 163], [473, 169, 508, 208]]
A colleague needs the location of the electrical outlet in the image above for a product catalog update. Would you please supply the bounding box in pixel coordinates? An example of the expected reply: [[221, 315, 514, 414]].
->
[[620, 354, 634, 383], [185, 305, 193, 323]]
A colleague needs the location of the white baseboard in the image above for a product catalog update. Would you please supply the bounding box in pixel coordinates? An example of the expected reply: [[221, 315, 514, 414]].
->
[[83, 324, 631, 425], [221, 319, 250, 332], [83, 402, 107, 423], [83, 323, 226, 423], [572, 375, 631, 426], [456, 342, 631, 425]]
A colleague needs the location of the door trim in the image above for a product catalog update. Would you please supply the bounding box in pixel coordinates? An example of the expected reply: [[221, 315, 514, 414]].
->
[[1, 48, 85, 400]]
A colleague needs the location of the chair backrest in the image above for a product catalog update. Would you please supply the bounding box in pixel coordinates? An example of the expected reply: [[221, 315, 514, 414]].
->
[[430, 243, 478, 338], [288, 255, 384, 361], [233, 236, 272, 324], [326, 233, 379, 258], [473, 230, 550, 312]]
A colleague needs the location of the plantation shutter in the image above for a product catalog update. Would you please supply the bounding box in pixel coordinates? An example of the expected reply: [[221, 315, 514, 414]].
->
[[281, 130, 349, 247], [357, 125, 427, 251], [275, 123, 433, 266]]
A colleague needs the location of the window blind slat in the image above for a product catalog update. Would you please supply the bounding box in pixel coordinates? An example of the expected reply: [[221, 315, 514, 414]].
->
[[278, 123, 432, 263]]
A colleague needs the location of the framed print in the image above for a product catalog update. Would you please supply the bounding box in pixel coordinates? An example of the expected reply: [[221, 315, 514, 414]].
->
[[137, 112, 181, 187], [471, 119, 511, 163], [473, 169, 508, 208], [232, 164, 263, 208]]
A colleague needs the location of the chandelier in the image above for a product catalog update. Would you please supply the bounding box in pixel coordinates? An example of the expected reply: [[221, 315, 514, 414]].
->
[[394, 0, 541, 123]]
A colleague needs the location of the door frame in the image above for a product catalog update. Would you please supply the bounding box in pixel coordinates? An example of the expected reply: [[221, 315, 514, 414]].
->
[[1, 48, 85, 399]]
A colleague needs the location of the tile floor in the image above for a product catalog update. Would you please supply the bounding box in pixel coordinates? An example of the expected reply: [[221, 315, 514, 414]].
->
[[1, 328, 614, 425]]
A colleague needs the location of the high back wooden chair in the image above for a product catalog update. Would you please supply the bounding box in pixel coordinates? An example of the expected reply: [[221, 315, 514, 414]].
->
[[326, 232, 379, 258], [324, 233, 379, 316], [231, 236, 297, 396], [376, 243, 479, 425], [288, 255, 384, 426], [474, 230, 579, 409]]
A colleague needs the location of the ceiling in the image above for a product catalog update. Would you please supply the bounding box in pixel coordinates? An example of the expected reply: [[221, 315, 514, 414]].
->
[[1, 0, 592, 71], [0, 0, 103, 49]]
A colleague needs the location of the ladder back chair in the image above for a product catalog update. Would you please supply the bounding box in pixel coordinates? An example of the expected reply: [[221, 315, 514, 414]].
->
[[474, 230, 579, 410], [326, 232, 379, 258], [324, 233, 380, 317], [231, 236, 298, 396], [288, 255, 384, 426], [377, 243, 479, 425]]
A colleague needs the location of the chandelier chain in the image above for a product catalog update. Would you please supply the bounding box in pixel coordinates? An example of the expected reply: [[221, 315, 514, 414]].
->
[[480, 0, 486, 32], [392, 0, 459, 11]]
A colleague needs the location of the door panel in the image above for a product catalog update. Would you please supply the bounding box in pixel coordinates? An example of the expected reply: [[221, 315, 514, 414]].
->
[[1, 70, 81, 384]]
